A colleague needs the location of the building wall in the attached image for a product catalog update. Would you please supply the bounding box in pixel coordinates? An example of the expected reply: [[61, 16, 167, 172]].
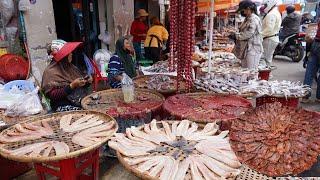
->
[[24, 0, 56, 83]]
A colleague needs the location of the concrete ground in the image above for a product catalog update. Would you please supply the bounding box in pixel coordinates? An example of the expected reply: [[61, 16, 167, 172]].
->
[[13, 58, 320, 179]]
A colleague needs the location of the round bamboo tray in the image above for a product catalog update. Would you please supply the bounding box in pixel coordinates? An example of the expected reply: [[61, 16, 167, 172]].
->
[[133, 75, 188, 95], [81, 89, 165, 119], [114, 120, 271, 180], [0, 110, 118, 163], [163, 92, 253, 128]]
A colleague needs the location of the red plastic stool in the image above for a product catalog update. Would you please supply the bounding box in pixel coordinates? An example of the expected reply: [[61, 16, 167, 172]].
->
[[34, 149, 99, 180]]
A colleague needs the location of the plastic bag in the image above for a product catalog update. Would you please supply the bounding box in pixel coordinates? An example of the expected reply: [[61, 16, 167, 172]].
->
[[121, 73, 134, 103], [93, 49, 112, 77], [18, 0, 31, 11], [5, 87, 43, 117], [0, 85, 24, 109]]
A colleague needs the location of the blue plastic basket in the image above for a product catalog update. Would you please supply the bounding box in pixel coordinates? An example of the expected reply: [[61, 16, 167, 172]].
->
[[4, 80, 35, 92]]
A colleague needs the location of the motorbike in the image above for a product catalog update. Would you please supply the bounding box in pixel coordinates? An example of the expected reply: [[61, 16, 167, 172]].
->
[[274, 32, 306, 62]]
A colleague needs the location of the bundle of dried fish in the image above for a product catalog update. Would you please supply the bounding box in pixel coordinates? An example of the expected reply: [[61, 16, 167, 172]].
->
[[109, 120, 242, 179], [143, 61, 176, 74], [230, 103, 320, 176], [240, 80, 311, 98]]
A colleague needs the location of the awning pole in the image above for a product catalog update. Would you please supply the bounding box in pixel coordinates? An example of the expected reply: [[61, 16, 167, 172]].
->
[[208, 0, 214, 73]]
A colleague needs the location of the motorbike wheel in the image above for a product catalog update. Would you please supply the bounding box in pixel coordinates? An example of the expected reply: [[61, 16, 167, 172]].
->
[[291, 46, 305, 62]]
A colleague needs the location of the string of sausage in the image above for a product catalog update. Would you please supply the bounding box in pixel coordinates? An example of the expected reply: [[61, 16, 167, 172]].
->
[[169, 0, 196, 92]]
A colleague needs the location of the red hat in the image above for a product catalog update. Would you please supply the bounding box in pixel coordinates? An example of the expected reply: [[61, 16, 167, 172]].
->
[[51, 40, 82, 62]]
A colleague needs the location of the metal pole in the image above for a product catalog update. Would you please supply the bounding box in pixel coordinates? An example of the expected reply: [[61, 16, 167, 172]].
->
[[208, 0, 214, 73]]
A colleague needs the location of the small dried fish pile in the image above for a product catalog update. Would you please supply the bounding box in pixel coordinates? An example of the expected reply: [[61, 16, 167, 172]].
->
[[146, 75, 175, 91], [109, 120, 242, 180], [143, 61, 176, 74], [230, 103, 320, 176], [0, 113, 117, 159], [195, 70, 258, 94], [240, 80, 311, 98]]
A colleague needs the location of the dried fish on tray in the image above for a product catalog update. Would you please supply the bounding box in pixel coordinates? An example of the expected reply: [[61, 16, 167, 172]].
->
[[110, 119, 242, 180], [141, 61, 177, 76], [0, 111, 117, 162], [163, 93, 252, 127], [240, 80, 311, 98], [194, 71, 258, 96], [134, 75, 188, 94], [230, 103, 320, 177]]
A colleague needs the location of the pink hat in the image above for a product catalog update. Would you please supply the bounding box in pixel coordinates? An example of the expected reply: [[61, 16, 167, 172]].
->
[[51, 40, 82, 62]]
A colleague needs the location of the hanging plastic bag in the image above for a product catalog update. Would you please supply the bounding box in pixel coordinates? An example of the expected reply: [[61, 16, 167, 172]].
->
[[93, 49, 112, 77], [5, 87, 43, 117], [0, 0, 14, 26], [121, 73, 134, 103]]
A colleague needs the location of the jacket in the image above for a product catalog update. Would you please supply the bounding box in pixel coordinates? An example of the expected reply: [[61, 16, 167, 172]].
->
[[234, 13, 263, 59], [130, 20, 148, 43], [144, 25, 169, 48], [281, 12, 302, 38], [262, 8, 282, 42]]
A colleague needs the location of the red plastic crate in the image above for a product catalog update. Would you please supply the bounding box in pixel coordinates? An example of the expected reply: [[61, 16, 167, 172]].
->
[[258, 69, 271, 80], [256, 96, 299, 108], [34, 149, 99, 180]]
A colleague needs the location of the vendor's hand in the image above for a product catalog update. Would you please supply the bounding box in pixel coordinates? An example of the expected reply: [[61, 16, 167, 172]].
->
[[228, 33, 236, 41], [70, 78, 87, 89]]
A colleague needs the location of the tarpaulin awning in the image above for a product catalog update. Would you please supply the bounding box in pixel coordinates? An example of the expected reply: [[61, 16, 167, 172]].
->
[[197, 0, 240, 12]]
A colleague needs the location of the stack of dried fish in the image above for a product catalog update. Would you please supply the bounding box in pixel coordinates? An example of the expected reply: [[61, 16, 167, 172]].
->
[[230, 103, 320, 176], [146, 75, 175, 91], [195, 70, 258, 94], [142, 61, 176, 74], [240, 80, 311, 98], [109, 119, 242, 180]]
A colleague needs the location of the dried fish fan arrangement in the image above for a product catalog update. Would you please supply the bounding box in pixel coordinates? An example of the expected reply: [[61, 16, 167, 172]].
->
[[0, 111, 117, 162], [230, 103, 320, 176], [240, 80, 311, 98], [109, 119, 242, 180]]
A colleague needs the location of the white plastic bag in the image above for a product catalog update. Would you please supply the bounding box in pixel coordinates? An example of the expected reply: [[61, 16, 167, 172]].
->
[[0, 0, 14, 26], [0, 85, 24, 109], [5, 87, 43, 117], [121, 73, 134, 103]]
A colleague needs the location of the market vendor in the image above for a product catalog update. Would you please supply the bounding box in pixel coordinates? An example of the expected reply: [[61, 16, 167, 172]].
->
[[144, 17, 169, 63], [108, 37, 138, 88], [42, 40, 92, 112], [230, 0, 263, 69]]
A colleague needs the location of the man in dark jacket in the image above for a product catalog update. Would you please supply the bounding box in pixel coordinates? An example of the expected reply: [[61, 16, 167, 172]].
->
[[280, 5, 302, 40]]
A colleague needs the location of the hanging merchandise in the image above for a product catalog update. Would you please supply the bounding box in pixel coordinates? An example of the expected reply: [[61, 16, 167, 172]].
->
[[169, 0, 196, 92], [93, 49, 112, 77]]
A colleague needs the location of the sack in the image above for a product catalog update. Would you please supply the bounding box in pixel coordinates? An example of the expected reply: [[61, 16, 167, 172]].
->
[[67, 87, 88, 107]]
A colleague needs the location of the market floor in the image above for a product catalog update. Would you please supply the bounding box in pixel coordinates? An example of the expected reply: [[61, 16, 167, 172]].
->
[[15, 58, 320, 179]]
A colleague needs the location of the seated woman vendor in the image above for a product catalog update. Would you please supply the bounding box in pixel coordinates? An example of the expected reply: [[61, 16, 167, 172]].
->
[[108, 37, 138, 88], [42, 40, 92, 112]]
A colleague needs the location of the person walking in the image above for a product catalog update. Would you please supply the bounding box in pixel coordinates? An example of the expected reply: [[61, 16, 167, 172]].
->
[[280, 5, 302, 41], [302, 23, 320, 102], [130, 9, 149, 62], [144, 17, 169, 63], [230, 0, 263, 69], [259, 0, 282, 68]]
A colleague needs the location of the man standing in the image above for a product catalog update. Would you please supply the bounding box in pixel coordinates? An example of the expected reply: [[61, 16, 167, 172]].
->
[[259, 0, 282, 68], [280, 5, 302, 41], [130, 9, 149, 62]]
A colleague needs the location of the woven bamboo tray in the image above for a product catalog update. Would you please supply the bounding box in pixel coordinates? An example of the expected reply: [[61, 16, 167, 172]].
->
[[114, 120, 273, 180], [133, 75, 189, 95], [81, 89, 165, 119], [163, 92, 253, 124], [0, 110, 118, 163]]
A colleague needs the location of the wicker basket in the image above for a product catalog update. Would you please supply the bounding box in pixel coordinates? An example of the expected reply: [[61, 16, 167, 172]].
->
[[0, 110, 118, 163], [256, 95, 299, 108]]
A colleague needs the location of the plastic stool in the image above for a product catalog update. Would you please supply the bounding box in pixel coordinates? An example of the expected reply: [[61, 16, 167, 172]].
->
[[34, 149, 99, 180], [4, 80, 35, 92]]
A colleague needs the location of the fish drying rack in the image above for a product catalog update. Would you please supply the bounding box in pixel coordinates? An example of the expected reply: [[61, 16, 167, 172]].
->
[[0, 110, 118, 163], [115, 121, 275, 180]]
